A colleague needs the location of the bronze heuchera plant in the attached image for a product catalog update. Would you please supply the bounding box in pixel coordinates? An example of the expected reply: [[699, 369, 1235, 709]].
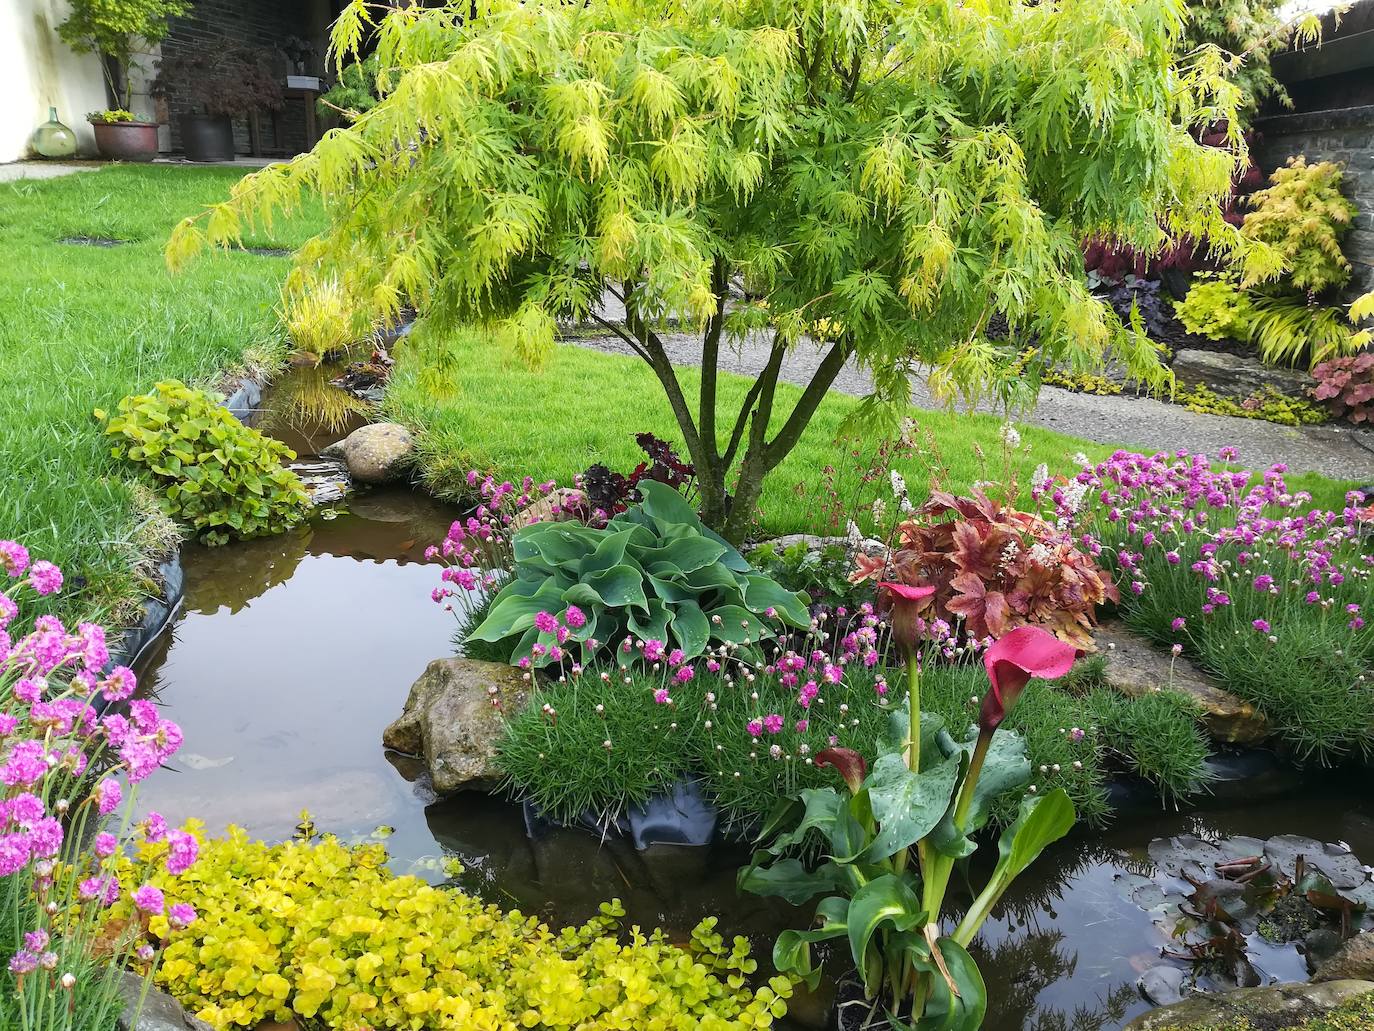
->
[[854, 490, 1116, 649], [741, 578, 1080, 1029]]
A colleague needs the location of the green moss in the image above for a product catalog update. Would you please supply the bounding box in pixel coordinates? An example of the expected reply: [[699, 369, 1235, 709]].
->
[[1152, 989, 1374, 1030]]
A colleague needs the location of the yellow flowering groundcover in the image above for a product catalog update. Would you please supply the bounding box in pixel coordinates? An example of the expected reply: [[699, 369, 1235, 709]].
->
[[114, 824, 792, 1030]]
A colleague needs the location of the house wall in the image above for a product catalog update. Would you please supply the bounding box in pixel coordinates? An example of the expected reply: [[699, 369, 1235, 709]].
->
[[1252, 0, 1374, 299], [159, 0, 332, 156], [0, 0, 110, 162]]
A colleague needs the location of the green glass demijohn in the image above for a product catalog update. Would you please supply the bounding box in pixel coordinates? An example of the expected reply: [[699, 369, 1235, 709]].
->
[[32, 107, 78, 159]]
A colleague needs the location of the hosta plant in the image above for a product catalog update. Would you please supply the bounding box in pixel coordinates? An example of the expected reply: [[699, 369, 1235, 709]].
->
[[98, 381, 311, 546], [470, 481, 810, 665], [741, 623, 1079, 1029], [852, 490, 1117, 649]]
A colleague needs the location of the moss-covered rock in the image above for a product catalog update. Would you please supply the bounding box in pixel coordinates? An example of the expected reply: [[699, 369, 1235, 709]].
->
[[1124, 981, 1374, 1030]]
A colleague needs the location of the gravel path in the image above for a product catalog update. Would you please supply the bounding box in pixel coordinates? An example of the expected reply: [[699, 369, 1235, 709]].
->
[[567, 328, 1374, 482]]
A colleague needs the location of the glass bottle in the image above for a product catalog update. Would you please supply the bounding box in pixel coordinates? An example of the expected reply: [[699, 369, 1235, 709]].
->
[[32, 107, 78, 159]]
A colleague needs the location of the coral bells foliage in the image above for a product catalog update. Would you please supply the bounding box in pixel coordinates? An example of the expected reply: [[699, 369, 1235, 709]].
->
[[0, 542, 199, 1031], [1312, 352, 1374, 425], [1063, 450, 1374, 760], [854, 490, 1116, 649]]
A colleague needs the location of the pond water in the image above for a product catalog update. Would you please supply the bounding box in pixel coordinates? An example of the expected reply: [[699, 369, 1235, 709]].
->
[[129, 372, 1374, 1030]]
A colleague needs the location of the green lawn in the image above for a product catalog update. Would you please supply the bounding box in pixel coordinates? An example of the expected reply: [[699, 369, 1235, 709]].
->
[[0, 166, 318, 622], [382, 325, 1354, 535]]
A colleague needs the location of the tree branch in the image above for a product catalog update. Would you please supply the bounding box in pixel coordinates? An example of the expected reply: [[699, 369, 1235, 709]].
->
[[763, 338, 853, 470], [698, 259, 729, 464], [624, 286, 705, 463], [589, 312, 651, 365]]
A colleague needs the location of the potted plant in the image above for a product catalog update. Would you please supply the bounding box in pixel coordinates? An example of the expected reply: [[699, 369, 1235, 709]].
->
[[58, 0, 189, 161], [154, 47, 284, 162]]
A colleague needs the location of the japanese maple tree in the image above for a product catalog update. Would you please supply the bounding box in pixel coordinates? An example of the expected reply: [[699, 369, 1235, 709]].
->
[[168, 0, 1269, 541]]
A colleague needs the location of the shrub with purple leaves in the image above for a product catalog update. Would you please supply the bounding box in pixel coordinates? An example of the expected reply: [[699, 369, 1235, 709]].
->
[[1, 540, 200, 1031], [1312, 353, 1374, 424]]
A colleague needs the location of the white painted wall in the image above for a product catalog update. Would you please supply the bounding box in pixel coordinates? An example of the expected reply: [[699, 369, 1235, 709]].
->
[[0, 0, 160, 162]]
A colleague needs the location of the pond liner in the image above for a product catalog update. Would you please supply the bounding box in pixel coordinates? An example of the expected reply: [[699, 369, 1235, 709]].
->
[[522, 779, 719, 850], [100, 553, 184, 714]]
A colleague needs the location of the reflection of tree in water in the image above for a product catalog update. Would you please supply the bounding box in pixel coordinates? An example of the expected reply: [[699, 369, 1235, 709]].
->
[[959, 834, 1122, 927], [180, 526, 312, 615], [976, 929, 1137, 1031], [257, 363, 371, 452]]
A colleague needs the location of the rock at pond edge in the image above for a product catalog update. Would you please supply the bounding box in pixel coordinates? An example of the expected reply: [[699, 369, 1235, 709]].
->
[[382, 658, 528, 794], [1123, 979, 1374, 1029], [320, 422, 414, 485], [116, 969, 212, 1031], [1095, 619, 1270, 746], [1315, 932, 1374, 984]]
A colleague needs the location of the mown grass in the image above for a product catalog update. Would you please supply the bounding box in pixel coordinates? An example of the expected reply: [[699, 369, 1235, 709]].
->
[[383, 324, 1355, 533], [0, 166, 318, 622]]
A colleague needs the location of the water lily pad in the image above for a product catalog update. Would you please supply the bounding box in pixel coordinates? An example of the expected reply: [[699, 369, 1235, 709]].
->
[[1264, 835, 1367, 889], [1149, 834, 1225, 881]]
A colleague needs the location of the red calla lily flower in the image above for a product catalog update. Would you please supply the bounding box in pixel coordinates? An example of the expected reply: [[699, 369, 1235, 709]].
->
[[876, 581, 936, 652], [816, 747, 868, 795], [978, 625, 1080, 732]]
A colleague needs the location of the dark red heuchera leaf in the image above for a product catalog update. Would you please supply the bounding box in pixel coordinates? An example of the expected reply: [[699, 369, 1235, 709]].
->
[[979, 626, 1079, 732], [816, 747, 868, 795]]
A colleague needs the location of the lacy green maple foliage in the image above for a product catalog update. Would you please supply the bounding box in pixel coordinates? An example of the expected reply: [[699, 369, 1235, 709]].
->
[[169, 0, 1265, 541]]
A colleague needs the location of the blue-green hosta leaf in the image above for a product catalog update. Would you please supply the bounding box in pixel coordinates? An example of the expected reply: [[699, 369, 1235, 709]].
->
[[577, 527, 637, 576], [583, 564, 648, 611], [646, 575, 700, 604], [704, 605, 773, 645], [637, 533, 729, 575], [513, 522, 604, 571], [737, 858, 847, 905], [627, 598, 671, 644], [861, 752, 961, 863], [743, 574, 812, 627], [683, 561, 740, 594], [635, 480, 703, 528], [846, 874, 925, 970], [670, 602, 710, 658], [469, 577, 564, 641]]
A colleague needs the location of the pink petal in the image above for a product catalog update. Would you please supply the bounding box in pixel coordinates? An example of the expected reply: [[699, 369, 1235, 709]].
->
[[877, 581, 936, 601]]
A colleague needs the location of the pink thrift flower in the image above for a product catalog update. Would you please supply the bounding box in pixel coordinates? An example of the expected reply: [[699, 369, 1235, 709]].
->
[[762, 714, 784, 734], [169, 903, 197, 928], [746, 719, 763, 737], [674, 665, 694, 683], [667, 649, 685, 667], [99, 666, 137, 703], [0, 541, 30, 577], [27, 562, 62, 596], [94, 832, 118, 858], [132, 884, 164, 915], [795, 719, 809, 733], [1252, 619, 1271, 633], [165, 830, 198, 875], [653, 688, 670, 705], [564, 605, 586, 629], [1171, 617, 1186, 631], [94, 779, 122, 816], [534, 611, 558, 635]]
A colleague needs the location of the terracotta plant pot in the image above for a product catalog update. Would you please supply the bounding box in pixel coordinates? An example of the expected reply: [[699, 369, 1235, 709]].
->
[[90, 121, 160, 162]]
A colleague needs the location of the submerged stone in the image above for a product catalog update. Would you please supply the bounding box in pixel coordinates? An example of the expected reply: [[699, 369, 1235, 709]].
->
[[382, 658, 529, 793], [1315, 932, 1374, 984]]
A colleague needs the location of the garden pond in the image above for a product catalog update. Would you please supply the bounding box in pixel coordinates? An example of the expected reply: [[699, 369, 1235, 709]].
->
[[127, 372, 1374, 1031]]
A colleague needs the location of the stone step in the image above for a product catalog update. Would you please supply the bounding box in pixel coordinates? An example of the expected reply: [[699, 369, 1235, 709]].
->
[[1095, 619, 1270, 745]]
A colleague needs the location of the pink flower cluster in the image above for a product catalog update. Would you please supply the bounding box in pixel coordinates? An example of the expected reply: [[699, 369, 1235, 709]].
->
[[427, 471, 577, 623], [1060, 450, 1372, 637], [1, 542, 199, 998]]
